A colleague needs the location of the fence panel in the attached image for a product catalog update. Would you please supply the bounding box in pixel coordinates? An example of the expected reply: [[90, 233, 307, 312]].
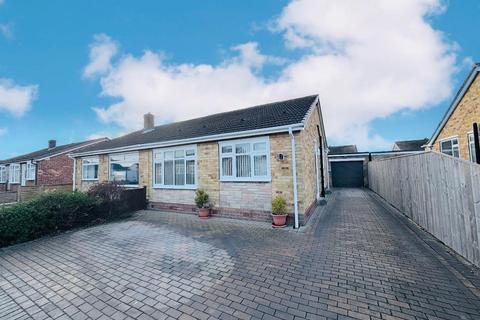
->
[[369, 151, 480, 268], [121, 187, 147, 212]]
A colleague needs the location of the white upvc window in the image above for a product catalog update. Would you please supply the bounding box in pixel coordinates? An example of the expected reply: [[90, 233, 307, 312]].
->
[[219, 137, 271, 182], [153, 145, 197, 189], [26, 162, 36, 181], [109, 152, 139, 186], [0, 166, 6, 183], [440, 137, 459, 158], [82, 157, 99, 180], [469, 133, 477, 163], [9, 164, 20, 184]]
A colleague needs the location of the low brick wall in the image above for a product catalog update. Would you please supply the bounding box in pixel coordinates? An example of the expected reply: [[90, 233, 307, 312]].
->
[[149, 202, 273, 222], [0, 191, 17, 204]]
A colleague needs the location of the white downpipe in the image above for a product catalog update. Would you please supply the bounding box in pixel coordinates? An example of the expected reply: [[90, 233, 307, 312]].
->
[[289, 127, 299, 229], [72, 158, 76, 191]]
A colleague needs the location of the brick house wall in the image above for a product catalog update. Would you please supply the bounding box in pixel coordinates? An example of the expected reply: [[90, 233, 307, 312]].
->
[[37, 154, 74, 186], [431, 74, 480, 161], [75, 106, 327, 224]]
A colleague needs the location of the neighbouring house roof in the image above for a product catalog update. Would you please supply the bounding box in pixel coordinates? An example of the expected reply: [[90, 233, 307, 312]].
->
[[71, 95, 320, 156], [328, 145, 358, 155], [0, 138, 108, 165], [428, 63, 480, 147], [392, 138, 428, 152]]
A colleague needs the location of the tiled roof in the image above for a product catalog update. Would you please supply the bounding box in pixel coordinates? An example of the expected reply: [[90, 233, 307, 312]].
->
[[74, 95, 318, 154], [0, 138, 108, 164], [328, 145, 358, 155], [393, 138, 428, 151]]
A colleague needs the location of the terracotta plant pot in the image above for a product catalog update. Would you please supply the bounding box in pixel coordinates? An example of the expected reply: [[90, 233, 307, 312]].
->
[[198, 208, 210, 219], [271, 214, 288, 227]]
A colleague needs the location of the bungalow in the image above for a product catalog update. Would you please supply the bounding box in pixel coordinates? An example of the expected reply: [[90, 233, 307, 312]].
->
[[70, 95, 329, 227], [0, 138, 108, 192], [426, 63, 480, 162]]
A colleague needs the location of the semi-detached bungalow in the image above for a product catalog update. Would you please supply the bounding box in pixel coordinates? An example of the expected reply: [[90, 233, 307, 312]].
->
[[0, 138, 108, 192], [70, 95, 329, 226]]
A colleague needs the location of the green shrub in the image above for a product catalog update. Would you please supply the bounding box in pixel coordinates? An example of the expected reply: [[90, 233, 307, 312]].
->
[[0, 190, 134, 248], [271, 196, 287, 215], [194, 189, 210, 208]]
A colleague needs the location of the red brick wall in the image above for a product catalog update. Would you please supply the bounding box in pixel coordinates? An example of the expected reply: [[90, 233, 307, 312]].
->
[[0, 183, 6, 192], [37, 154, 74, 186]]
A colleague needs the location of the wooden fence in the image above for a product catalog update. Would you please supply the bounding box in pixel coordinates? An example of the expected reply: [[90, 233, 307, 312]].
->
[[369, 151, 480, 268], [0, 184, 72, 204], [121, 187, 147, 212]]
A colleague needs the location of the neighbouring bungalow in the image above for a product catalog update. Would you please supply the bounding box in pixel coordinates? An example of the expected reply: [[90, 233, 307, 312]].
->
[[426, 63, 480, 162], [392, 138, 428, 152], [0, 138, 108, 192], [70, 95, 329, 226]]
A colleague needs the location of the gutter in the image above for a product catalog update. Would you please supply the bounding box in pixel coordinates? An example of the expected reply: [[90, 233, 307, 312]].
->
[[70, 123, 305, 157], [289, 127, 299, 229], [72, 158, 76, 191]]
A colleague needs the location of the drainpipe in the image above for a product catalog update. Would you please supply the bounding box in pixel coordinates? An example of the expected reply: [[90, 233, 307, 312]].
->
[[72, 158, 76, 191], [289, 127, 299, 229]]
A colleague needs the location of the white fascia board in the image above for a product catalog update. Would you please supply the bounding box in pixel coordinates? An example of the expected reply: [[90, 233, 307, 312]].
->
[[70, 123, 305, 158]]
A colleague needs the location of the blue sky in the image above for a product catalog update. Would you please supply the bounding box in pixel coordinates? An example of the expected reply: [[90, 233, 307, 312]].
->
[[0, 0, 478, 158]]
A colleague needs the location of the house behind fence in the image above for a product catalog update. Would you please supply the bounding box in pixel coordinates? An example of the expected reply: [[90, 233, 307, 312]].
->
[[369, 151, 480, 268]]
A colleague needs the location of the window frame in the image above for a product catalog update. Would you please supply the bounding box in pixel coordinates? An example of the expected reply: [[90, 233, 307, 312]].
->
[[108, 152, 140, 187], [26, 162, 36, 181], [82, 156, 100, 181], [468, 132, 477, 163], [439, 136, 460, 158], [152, 145, 197, 190], [0, 166, 6, 183], [219, 137, 271, 182], [9, 163, 20, 184]]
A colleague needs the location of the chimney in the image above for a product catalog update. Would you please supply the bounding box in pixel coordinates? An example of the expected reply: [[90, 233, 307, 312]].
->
[[144, 113, 154, 131], [48, 140, 56, 149]]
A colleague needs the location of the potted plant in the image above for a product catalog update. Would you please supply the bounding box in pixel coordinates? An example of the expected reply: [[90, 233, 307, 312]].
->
[[271, 196, 288, 227], [195, 189, 210, 219]]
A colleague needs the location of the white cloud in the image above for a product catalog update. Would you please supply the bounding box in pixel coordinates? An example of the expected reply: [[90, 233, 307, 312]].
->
[[86, 0, 457, 150], [0, 78, 38, 117], [0, 127, 7, 136], [0, 22, 13, 39], [83, 33, 119, 79]]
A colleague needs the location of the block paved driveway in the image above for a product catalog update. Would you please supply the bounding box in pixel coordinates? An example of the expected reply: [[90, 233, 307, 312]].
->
[[1, 189, 480, 320]]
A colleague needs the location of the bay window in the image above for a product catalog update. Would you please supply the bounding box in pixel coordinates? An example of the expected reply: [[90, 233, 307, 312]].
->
[[82, 157, 99, 180], [153, 145, 196, 188], [469, 133, 477, 163], [9, 164, 20, 184], [26, 162, 36, 181], [0, 166, 6, 183], [219, 137, 270, 182], [440, 137, 459, 158], [109, 153, 139, 185]]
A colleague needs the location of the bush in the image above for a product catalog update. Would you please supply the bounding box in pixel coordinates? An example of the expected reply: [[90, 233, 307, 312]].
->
[[87, 182, 129, 217], [272, 196, 287, 215], [194, 189, 209, 208], [0, 189, 135, 248]]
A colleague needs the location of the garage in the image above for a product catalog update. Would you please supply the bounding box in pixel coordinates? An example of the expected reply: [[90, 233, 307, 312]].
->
[[330, 160, 364, 188]]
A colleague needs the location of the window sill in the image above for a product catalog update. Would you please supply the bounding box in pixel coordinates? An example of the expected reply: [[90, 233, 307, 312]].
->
[[153, 185, 197, 190], [82, 179, 99, 181], [220, 178, 271, 183]]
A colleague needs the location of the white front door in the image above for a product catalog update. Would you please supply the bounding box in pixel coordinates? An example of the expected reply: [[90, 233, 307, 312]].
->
[[21, 163, 26, 186]]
